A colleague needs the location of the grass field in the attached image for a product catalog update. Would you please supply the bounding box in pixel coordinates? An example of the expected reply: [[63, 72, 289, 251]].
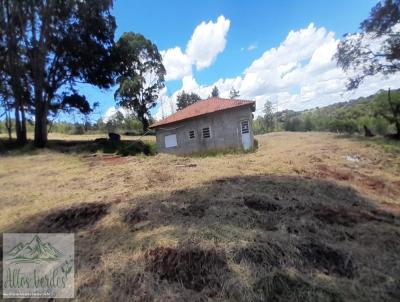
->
[[0, 132, 399, 301]]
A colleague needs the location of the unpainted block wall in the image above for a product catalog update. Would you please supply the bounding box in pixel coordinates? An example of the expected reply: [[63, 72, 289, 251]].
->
[[154, 106, 254, 154]]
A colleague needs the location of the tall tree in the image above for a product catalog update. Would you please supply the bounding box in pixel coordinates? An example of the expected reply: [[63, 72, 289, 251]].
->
[[211, 86, 219, 97], [335, 0, 400, 89], [0, 0, 30, 143], [2, 0, 116, 147], [229, 87, 240, 99], [114, 32, 165, 132], [263, 100, 275, 132], [176, 90, 201, 110], [375, 88, 400, 137]]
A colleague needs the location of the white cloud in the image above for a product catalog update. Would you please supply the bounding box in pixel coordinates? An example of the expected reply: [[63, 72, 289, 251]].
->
[[186, 16, 230, 70], [160, 47, 191, 81], [155, 22, 400, 120], [161, 16, 230, 81], [247, 43, 257, 51], [102, 106, 132, 122]]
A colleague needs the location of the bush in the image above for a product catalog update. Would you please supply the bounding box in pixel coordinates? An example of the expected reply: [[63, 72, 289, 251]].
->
[[253, 138, 259, 150], [328, 119, 358, 134], [92, 139, 157, 156]]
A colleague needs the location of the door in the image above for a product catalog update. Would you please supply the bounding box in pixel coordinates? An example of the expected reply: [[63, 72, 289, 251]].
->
[[240, 120, 251, 150]]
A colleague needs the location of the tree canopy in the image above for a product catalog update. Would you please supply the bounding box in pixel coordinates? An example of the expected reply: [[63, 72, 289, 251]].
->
[[229, 88, 240, 99], [211, 86, 220, 97], [0, 0, 116, 147], [176, 91, 201, 110], [335, 0, 400, 89], [113, 32, 165, 132]]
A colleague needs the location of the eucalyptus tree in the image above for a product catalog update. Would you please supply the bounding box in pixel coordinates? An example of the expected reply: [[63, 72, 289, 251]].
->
[[176, 90, 201, 110], [114, 32, 165, 132], [0, 0, 116, 147], [336, 0, 400, 89]]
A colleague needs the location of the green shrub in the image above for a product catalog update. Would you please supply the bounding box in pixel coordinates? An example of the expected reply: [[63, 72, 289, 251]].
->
[[253, 138, 259, 150], [91, 139, 156, 156]]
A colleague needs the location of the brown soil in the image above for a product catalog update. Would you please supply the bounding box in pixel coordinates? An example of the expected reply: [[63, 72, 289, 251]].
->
[[313, 164, 400, 197], [144, 246, 228, 293], [314, 164, 354, 181], [82, 154, 128, 165], [39, 202, 109, 232]]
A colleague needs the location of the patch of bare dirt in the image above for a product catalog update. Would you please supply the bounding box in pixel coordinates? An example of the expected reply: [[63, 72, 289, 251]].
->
[[313, 164, 400, 197], [243, 195, 282, 212], [314, 164, 354, 181], [144, 246, 228, 293], [82, 154, 127, 166], [39, 202, 110, 232], [299, 242, 355, 278]]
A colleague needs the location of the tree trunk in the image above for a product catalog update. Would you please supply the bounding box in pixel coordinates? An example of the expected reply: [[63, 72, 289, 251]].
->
[[5, 111, 12, 140], [141, 116, 149, 133], [14, 105, 22, 142], [396, 121, 400, 139], [20, 105, 27, 143], [34, 100, 48, 148]]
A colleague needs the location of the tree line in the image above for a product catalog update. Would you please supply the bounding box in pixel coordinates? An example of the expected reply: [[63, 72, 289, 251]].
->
[[0, 0, 165, 147], [253, 89, 400, 137]]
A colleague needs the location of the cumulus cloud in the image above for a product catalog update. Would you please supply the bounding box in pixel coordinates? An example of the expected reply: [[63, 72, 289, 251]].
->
[[160, 47, 191, 81], [186, 16, 231, 70], [155, 22, 400, 120], [161, 16, 230, 81]]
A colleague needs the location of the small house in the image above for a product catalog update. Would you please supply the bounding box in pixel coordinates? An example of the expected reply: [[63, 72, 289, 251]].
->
[[150, 97, 256, 154]]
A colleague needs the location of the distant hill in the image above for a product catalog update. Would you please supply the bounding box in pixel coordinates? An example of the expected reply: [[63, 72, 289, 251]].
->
[[254, 89, 399, 135]]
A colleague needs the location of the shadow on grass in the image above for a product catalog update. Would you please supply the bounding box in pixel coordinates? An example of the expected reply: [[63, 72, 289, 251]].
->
[[0, 137, 157, 156], [1, 175, 400, 301]]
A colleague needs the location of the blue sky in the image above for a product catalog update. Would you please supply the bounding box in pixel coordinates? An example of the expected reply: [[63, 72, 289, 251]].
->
[[76, 0, 400, 122]]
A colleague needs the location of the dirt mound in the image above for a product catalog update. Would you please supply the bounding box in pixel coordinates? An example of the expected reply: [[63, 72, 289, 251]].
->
[[314, 164, 354, 181], [111, 269, 148, 300], [123, 207, 148, 225], [299, 242, 355, 278], [314, 206, 394, 226], [82, 154, 128, 166], [254, 271, 342, 302], [179, 204, 206, 218], [244, 195, 282, 212], [145, 246, 228, 293], [234, 242, 286, 267], [40, 202, 109, 232]]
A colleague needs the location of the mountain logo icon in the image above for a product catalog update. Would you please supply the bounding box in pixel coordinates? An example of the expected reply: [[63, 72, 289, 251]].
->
[[7, 234, 63, 264]]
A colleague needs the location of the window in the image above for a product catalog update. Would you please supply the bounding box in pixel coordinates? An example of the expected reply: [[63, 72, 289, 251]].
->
[[164, 134, 177, 148], [241, 121, 249, 134], [202, 127, 211, 139], [189, 130, 195, 139]]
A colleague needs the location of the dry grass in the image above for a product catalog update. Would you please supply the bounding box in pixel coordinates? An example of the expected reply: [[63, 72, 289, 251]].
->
[[0, 132, 399, 301]]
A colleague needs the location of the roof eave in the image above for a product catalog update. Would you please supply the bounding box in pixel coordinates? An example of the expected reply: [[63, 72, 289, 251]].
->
[[149, 101, 255, 129]]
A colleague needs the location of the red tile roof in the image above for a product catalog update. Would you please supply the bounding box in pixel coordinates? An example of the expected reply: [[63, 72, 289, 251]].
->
[[150, 97, 255, 128]]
